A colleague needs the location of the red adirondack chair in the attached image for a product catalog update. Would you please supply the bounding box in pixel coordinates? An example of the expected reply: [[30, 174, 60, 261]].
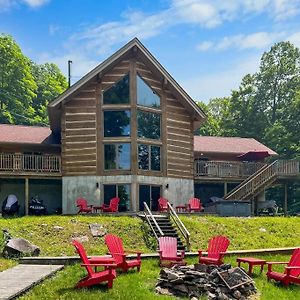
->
[[187, 198, 203, 213], [72, 240, 117, 289], [76, 197, 93, 213], [198, 236, 230, 265], [158, 197, 169, 212], [158, 236, 185, 266], [100, 197, 120, 212], [266, 248, 300, 286], [105, 234, 142, 272]]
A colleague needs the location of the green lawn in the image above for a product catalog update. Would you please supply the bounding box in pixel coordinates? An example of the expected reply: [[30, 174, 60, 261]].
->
[[19, 255, 300, 300], [0, 216, 299, 257], [0, 216, 300, 299]]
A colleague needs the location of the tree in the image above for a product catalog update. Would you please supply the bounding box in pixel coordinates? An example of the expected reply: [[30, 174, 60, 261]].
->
[[0, 34, 37, 124], [195, 98, 230, 136], [31, 63, 68, 125], [256, 41, 300, 124]]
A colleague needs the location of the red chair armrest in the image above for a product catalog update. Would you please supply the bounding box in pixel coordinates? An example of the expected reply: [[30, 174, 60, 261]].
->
[[266, 261, 288, 272], [81, 263, 117, 268]]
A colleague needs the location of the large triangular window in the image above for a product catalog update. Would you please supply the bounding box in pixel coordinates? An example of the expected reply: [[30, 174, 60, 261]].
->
[[137, 75, 160, 108], [103, 74, 129, 104]]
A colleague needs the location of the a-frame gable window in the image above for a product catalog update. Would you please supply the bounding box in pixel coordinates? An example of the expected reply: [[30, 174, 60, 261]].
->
[[137, 75, 160, 108], [103, 74, 130, 104]]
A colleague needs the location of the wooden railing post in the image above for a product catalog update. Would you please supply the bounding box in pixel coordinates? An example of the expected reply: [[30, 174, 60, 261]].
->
[[25, 178, 29, 216]]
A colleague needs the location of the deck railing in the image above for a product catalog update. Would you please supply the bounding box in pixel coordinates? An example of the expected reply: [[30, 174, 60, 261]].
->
[[0, 153, 61, 174], [194, 160, 266, 178]]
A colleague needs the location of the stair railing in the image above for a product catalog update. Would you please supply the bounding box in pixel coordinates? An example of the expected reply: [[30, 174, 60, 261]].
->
[[224, 160, 278, 200], [143, 202, 164, 240], [167, 202, 190, 251]]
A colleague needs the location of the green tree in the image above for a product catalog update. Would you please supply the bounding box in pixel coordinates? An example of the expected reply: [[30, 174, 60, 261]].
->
[[256, 41, 300, 124], [31, 63, 68, 124], [0, 34, 37, 124]]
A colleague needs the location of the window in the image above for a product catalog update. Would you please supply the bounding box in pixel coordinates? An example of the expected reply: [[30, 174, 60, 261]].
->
[[137, 110, 161, 140], [103, 184, 131, 212], [103, 74, 129, 104], [104, 143, 130, 170], [104, 110, 131, 137], [137, 75, 160, 108], [138, 144, 161, 171]]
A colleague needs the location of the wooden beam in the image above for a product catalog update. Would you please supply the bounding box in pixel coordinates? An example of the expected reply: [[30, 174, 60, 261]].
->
[[284, 183, 288, 216], [25, 178, 29, 216]]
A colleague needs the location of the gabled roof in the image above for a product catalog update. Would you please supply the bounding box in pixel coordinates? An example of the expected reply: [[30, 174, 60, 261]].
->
[[194, 136, 277, 156], [0, 124, 59, 145], [48, 38, 206, 132]]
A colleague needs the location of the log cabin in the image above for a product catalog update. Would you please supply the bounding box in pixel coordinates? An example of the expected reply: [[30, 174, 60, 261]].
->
[[0, 38, 299, 215]]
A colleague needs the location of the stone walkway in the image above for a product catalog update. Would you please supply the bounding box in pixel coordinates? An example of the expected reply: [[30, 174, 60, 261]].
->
[[0, 264, 64, 300]]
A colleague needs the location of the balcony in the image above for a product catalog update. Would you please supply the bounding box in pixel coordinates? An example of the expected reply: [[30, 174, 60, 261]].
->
[[194, 159, 266, 180], [0, 153, 61, 176]]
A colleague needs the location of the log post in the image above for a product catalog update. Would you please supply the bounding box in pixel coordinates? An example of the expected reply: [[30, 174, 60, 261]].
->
[[284, 183, 288, 216], [25, 178, 29, 215]]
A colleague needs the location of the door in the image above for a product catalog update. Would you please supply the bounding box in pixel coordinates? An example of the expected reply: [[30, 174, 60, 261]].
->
[[139, 184, 161, 211]]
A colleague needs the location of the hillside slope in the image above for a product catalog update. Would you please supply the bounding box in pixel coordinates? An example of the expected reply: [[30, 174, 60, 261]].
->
[[0, 216, 299, 256]]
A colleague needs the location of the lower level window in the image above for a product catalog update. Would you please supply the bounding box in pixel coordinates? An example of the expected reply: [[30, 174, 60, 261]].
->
[[103, 184, 131, 212], [104, 143, 130, 170], [138, 144, 161, 171]]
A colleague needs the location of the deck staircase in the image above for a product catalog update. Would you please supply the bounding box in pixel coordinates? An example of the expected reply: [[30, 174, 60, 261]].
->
[[142, 202, 190, 251], [224, 160, 300, 200]]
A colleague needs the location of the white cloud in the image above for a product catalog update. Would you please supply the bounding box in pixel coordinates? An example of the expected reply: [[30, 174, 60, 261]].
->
[[197, 31, 286, 52], [22, 0, 48, 7], [49, 24, 60, 36], [180, 54, 261, 102], [0, 0, 48, 11]]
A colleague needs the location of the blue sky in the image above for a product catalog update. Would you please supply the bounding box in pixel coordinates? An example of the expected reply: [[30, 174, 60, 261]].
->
[[1, 0, 300, 102]]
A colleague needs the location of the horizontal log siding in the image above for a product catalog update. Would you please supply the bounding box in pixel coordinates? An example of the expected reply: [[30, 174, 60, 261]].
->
[[62, 82, 97, 176], [166, 91, 194, 179]]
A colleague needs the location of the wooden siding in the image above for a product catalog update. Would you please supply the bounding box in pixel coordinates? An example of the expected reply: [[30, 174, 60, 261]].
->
[[61, 82, 97, 176], [165, 89, 194, 179]]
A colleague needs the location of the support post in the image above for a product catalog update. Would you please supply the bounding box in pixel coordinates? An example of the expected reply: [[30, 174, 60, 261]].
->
[[25, 178, 29, 215], [224, 182, 228, 195], [284, 183, 288, 216]]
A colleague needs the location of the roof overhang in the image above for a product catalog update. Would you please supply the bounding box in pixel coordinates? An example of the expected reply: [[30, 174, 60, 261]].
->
[[48, 38, 206, 132]]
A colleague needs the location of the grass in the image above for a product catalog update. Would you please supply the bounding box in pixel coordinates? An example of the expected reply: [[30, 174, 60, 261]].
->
[[0, 216, 299, 299], [0, 216, 299, 258], [19, 255, 300, 300], [0, 257, 17, 272]]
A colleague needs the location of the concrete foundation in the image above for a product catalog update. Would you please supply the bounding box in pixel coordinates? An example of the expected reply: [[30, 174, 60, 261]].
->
[[62, 175, 194, 214]]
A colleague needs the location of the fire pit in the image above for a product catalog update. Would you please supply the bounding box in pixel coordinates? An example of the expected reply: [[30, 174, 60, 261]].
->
[[155, 263, 257, 300]]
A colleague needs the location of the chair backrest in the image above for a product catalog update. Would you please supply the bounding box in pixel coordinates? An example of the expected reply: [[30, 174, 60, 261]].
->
[[286, 248, 300, 277], [72, 240, 93, 276], [105, 234, 124, 264], [158, 198, 168, 210], [159, 236, 177, 258], [109, 197, 120, 212], [207, 236, 230, 259], [76, 197, 88, 209], [188, 198, 201, 209]]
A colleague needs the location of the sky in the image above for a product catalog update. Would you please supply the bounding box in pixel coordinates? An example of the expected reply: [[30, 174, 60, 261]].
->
[[1, 0, 300, 103]]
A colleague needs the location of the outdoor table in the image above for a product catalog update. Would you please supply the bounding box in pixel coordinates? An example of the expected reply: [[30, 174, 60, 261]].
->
[[236, 257, 266, 276], [93, 206, 103, 213], [176, 205, 187, 213]]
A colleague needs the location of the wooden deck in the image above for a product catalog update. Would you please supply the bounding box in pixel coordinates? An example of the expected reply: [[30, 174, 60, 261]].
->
[[0, 264, 63, 300], [0, 153, 61, 177]]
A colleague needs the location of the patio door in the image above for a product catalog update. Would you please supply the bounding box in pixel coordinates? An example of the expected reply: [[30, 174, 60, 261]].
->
[[103, 184, 131, 212], [139, 184, 161, 211]]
